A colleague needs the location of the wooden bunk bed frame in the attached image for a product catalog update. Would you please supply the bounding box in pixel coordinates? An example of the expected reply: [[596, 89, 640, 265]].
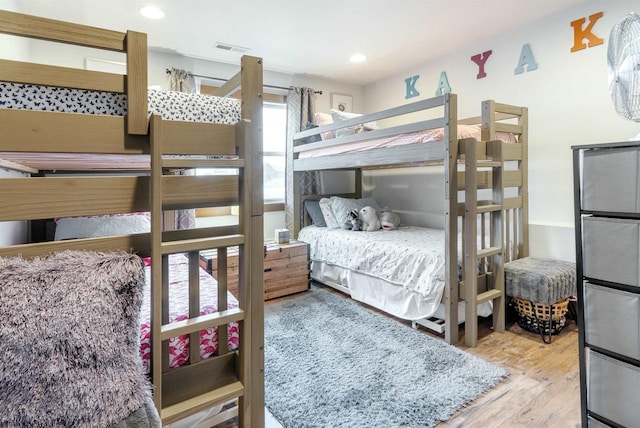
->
[[290, 94, 529, 346], [0, 10, 264, 427]]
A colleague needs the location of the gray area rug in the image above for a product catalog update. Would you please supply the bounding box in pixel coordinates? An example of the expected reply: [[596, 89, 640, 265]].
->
[[264, 287, 508, 428]]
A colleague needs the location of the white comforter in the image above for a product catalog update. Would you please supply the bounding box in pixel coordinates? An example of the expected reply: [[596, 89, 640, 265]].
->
[[298, 226, 447, 297]]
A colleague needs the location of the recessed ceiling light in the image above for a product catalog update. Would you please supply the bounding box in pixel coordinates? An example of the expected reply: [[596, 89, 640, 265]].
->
[[350, 53, 367, 63], [139, 5, 165, 20]]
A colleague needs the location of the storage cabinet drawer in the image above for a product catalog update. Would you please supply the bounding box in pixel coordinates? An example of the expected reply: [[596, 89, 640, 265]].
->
[[584, 282, 640, 360], [588, 417, 613, 428], [583, 217, 640, 287], [588, 350, 640, 428], [583, 147, 640, 213]]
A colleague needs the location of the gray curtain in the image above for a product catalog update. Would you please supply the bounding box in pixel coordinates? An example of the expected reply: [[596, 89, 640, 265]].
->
[[285, 87, 322, 231], [168, 67, 196, 94], [168, 68, 196, 229]]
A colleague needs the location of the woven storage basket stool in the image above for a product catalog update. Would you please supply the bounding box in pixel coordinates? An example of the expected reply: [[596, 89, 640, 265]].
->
[[504, 257, 577, 344]]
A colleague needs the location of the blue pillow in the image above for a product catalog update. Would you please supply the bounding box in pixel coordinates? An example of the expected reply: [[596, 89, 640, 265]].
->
[[304, 199, 326, 227]]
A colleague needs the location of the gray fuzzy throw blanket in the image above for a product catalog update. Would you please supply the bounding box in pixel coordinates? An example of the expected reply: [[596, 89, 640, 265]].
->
[[0, 251, 156, 427]]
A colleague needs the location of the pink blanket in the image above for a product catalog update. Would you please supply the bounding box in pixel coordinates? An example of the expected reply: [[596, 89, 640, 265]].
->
[[139, 254, 239, 372]]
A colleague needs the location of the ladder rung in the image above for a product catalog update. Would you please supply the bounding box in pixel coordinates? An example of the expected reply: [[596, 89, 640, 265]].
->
[[162, 158, 245, 169], [477, 289, 503, 304], [476, 160, 502, 167], [477, 246, 502, 258], [161, 381, 244, 425], [161, 234, 244, 254], [161, 308, 245, 340], [477, 204, 502, 213]]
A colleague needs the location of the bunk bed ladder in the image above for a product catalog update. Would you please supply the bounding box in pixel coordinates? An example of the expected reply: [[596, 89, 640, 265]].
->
[[463, 138, 506, 347], [148, 114, 249, 425]]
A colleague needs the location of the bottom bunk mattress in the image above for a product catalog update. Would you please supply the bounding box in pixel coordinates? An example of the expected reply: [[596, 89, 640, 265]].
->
[[140, 253, 239, 373], [298, 225, 492, 320]]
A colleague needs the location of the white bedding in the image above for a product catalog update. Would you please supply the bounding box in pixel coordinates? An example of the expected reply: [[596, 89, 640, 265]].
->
[[298, 225, 447, 318], [297, 124, 517, 159], [298, 225, 492, 320], [299, 225, 446, 295], [0, 82, 241, 124]]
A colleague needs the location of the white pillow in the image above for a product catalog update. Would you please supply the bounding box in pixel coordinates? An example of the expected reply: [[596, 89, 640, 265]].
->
[[54, 213, 151, 241], [330, 196, 381, 230], [319, 198, 340, 229], [314, 112, 335, 140], [330, 109, 379, 138]]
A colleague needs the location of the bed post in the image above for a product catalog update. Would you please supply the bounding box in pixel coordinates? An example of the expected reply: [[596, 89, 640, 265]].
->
[[238, 55, 264, 428], [518, 108, 529, 257], [292, 171, 302, 238], [355, 169, 362, 199], [125, 30, 148, 135], [444, 93, 459, 345]]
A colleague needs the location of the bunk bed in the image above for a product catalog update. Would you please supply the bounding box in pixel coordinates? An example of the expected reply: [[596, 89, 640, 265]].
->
[[290, 94, 529, 346], [0, 10, 264, 428]]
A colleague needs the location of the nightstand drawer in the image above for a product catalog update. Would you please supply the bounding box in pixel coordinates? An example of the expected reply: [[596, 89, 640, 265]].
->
[[264, 240, 310, 300]]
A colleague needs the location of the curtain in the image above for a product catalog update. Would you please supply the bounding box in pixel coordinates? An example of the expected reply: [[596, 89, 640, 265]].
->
[[168, 68, 197, 229], [285, 87, 322, 231], [168, 67, 196, 94]]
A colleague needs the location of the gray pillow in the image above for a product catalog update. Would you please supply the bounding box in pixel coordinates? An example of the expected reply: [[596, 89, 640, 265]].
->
[[330, 196, 381, 230], [330, 109, 379, 138], [304, 199, 326, 227], [0, 251, 154, 427]]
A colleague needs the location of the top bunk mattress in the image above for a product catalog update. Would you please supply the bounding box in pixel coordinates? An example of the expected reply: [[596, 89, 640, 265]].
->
[[0, 81, 241, 124], [297, 124, 517, 159], [0, 82, 241, 171]]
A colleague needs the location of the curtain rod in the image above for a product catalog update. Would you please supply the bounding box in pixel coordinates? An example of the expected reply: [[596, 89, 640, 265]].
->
[[165, 69, 322, 94]]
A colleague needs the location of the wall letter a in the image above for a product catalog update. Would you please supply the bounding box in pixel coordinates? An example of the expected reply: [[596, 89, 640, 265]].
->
[[435, 71, 451, 96], [470, 50, 492, 79], [514, 44, 538, 75], [570, 11, 604, 52], [404, 75, 420, 99]]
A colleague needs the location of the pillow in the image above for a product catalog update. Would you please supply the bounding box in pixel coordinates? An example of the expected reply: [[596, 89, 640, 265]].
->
[[300, 122, 322, 144], [54, 212, 151, 240], [304, 199, 326, 227], [0, 251, 152, 427], [330, 196, 381, 230], [330, 109, 379, 138], [319, 198, 340, 229], [314, 112, 335, 140]]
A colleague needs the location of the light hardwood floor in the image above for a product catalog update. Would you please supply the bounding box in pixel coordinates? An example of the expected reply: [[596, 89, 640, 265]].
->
[[215, 284, 581, 428]]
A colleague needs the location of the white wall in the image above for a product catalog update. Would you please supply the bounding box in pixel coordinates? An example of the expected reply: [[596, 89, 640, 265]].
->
[[361, 0, 640, 262], [0, 0, 29, 61]]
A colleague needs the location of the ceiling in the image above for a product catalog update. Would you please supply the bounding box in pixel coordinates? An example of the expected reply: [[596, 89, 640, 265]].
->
[[5, 0, 591, 85]]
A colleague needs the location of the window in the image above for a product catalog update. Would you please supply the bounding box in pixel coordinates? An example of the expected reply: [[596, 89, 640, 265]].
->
[[195, 101, 286, 204], [263, 101, 286, 203], [196, 84, 288, 220]]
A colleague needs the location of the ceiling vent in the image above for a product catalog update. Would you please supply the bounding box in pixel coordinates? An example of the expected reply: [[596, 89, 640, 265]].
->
[[213, 42, 250, 54]]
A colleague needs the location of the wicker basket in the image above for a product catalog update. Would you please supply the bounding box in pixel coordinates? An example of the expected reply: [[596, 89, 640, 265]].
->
[[513, 297, 569, 336]]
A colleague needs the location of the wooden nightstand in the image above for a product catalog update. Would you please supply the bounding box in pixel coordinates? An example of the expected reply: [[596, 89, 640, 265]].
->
[[263, 240, 310, 300], [199, 240, 309, 300]]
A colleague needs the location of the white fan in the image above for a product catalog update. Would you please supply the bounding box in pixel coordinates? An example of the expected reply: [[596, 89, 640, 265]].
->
[[608, 12, 640, 123]]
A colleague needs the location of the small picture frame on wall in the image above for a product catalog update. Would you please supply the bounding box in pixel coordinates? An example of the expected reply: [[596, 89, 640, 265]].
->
[[330, 93, 353, 112]]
